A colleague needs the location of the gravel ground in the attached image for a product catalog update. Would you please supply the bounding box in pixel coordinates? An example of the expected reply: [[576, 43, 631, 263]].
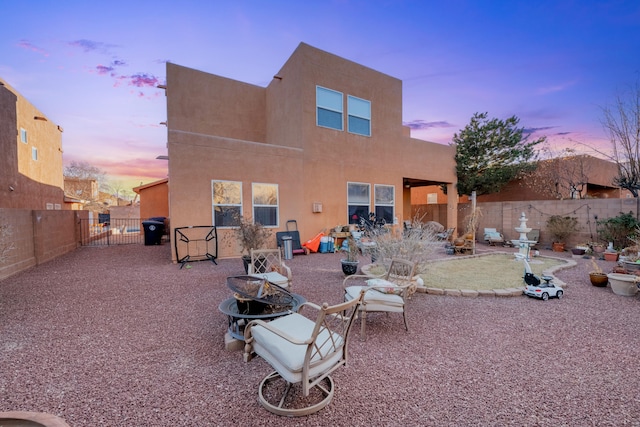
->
[[1, 243, 639, 426]]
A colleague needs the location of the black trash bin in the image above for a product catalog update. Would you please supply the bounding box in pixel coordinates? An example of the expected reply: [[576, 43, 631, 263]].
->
[[142, 220, 165, 245]]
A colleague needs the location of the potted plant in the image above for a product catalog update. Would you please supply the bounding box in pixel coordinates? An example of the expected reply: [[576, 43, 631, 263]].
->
[[340, 236, 360, 275], [588, 257, 608, 287], [604, 246, 620, 262], [616, 225, 640, 270], [546, 215, 580, 252], [232, 214, 272, 273], [596, 212, 640, 252], [607, 272, 639, 296]]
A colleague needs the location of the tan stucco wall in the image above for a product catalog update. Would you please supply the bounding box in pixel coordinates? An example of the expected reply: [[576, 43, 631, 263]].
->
[[134, 179, 169, 220], [165, 43, 457, 260], [0, 78, 64, 210]]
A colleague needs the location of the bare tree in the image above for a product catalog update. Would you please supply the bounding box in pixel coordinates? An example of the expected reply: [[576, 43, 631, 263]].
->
[[105, 181, 133, 206], [64, 160, 107, 183], [531, 147, 590, 199], [601, 78, 640, 217]]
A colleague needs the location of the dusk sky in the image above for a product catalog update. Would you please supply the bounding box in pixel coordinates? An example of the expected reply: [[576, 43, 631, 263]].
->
[[2, 0, 639, 190]]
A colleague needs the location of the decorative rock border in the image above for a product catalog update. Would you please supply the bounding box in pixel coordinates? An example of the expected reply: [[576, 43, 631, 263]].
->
[[365, 251, 576, 298]]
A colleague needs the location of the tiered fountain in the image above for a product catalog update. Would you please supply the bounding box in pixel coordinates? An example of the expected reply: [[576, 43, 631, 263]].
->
[[511, 212, 536, 260]]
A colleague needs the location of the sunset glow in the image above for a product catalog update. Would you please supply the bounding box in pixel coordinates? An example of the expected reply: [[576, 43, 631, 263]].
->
[[1, 1, 638, 190]]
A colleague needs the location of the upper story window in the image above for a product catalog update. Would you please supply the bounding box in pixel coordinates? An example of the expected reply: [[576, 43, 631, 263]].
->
[[31, 147, 38, 161], [348, 95, 371, 136], [20, 128, 28, 143], [316, 86, 343, 131], [212, 180, 242, 227], [252, 183, 279, 227]]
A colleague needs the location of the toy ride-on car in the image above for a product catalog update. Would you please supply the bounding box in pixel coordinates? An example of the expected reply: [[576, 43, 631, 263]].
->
[[516, 253, 564, 301]]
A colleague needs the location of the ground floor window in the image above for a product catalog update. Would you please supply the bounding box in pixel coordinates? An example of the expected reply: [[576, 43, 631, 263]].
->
[[253, 183, 278, 227], [347, 182, 370, 224], [374, 184, 395, 223], [212, 180, 242, 227]]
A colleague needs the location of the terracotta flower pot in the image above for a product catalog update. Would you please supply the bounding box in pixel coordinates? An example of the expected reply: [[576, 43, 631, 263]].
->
[[604, 252, 619, 262], [589, 272, 608, 287], [552, 242, 565, 252]]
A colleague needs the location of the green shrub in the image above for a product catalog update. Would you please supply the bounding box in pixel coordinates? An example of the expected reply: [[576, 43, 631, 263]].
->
[[546, 215, 580, 243], [596, 211, 640, 250]]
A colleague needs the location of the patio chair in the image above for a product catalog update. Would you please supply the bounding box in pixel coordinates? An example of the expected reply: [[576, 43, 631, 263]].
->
[[343, 258, 417, 340], [248, 248, 292, 289], [243, 291, 365, 416], [483, 228, 505, 246], [436, 227, 455, 242]]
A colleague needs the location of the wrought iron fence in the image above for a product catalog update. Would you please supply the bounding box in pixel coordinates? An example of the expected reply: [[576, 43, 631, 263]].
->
[[79, 218, 145, 246]]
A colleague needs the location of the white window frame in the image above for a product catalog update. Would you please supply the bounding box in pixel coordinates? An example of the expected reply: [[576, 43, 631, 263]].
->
[[20, 128, 27, 143], [31, 147, 38, 161], [252, 183, 279, 227], [316, 86, 343, 131], [212, 180, 242, 227], [347, 182, 371, 224], [347, 95, 371, 136], [427, 193, 438, 204], [374, 184, 394, 223]]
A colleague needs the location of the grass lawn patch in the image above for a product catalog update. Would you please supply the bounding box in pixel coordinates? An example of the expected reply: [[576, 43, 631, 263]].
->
[[419, 253, 568, 291]]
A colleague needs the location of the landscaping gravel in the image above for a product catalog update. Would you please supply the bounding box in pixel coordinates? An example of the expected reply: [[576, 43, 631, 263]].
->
[[1, 244, 639, 426]]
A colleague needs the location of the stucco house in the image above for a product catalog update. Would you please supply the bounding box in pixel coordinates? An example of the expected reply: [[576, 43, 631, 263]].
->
[[163, 42, 458, 260], [412, 154, 624, 211], [0, 78, 65, 210]]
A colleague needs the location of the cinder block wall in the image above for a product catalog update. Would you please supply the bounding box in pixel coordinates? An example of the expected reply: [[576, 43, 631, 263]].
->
[[0, 208, 81, 281], [463, 198, 638, 249]]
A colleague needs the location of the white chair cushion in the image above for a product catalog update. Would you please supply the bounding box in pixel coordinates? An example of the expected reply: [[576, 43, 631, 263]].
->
[[345, 285, 404, 307], [485, 232, 503, 241], [366, 278, 401, 295], [251, 313, 343, 378], [249, 272, 289, 288]]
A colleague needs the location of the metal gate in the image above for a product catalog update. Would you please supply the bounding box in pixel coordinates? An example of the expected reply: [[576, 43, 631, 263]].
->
[[79, 218, 145, 246]]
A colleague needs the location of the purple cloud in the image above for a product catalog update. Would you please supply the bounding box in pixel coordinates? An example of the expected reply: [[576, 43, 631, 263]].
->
[[69, 39, 117, 54], [404, 120, 455, 130], [94, 59, 126, 76], [128, 73, 160, 88], [96, 65, 114, 75], [523, 126, 557, 135], [17, 40, 49, 57]]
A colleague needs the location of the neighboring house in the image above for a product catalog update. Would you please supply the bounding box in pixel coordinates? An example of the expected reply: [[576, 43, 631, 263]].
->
[[0, 78, 65, 210], [164, 42, 458, 259], [64, 177, 99, 208], [133, 178, 169, 220], [412, 154, 624, 209], [64, 177, 132, 213]]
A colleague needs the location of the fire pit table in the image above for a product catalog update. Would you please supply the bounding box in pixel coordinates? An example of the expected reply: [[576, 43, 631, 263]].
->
[[219, 275, 306, 341]]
